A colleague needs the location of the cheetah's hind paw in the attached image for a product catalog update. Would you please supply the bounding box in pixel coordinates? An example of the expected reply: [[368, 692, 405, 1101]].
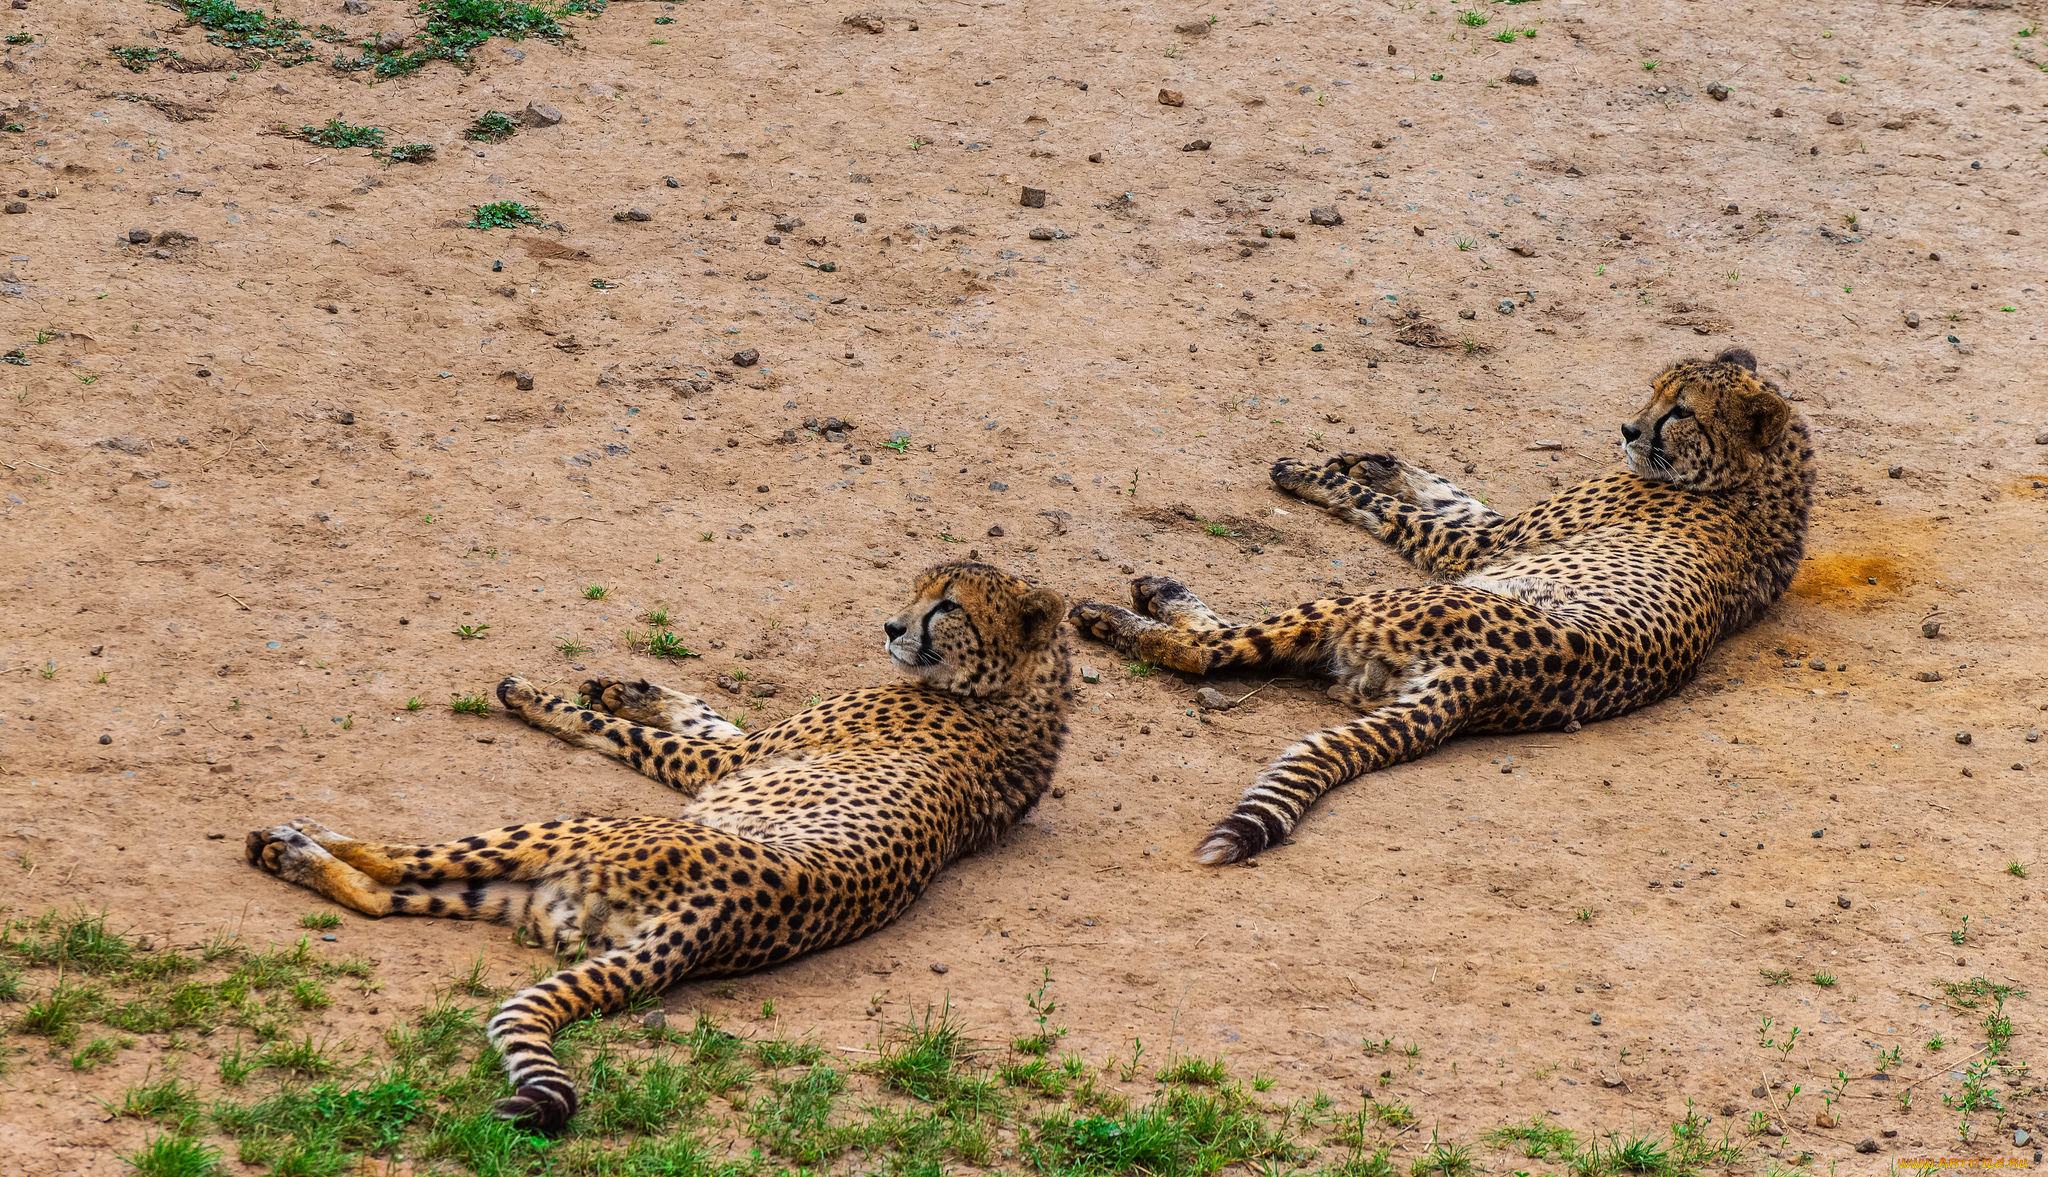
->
[[1066, 599, 1146, 653]]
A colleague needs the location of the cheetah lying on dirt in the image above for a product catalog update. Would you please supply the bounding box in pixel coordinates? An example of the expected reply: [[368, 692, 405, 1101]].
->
[[1071, 348, 1814, 864], [247, 563, 1072, 1131]]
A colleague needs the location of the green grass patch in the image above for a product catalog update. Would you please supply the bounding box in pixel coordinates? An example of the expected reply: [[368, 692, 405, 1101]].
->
[[466, 110, 521, 141], [291, 118, 386, 149], [467, 201, 546, 230]]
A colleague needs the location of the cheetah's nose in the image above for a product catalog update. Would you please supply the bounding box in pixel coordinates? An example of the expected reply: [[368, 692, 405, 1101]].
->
[[1619, 423, 1643, 444], [883, 620, 908, 641]]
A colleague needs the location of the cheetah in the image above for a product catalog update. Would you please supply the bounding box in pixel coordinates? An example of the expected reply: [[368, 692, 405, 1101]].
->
[[1070, 348, 1813, 865], [245, 562, 1071, 1132]]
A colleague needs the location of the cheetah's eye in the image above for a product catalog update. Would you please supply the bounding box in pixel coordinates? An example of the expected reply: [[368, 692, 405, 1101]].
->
[[1670, 405, 1695, 419], [931, 600, 960, 615]]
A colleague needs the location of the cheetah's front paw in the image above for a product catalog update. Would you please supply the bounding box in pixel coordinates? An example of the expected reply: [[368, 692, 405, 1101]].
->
[[1268, 456, 1325, 496], [1067, 600, 1149, 655], [246, 820, 339, 883], [496, 674, 548, 715]]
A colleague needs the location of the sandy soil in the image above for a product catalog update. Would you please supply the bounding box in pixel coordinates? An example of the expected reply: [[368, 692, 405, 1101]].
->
[[4, 0, 2047, 1170]]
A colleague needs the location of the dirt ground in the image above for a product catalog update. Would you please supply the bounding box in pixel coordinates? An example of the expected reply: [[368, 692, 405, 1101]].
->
[[4, 0, 2047, 1170]]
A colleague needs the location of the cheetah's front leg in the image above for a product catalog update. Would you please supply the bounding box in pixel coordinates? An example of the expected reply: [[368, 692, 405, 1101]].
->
[[1270, 456, 1500, 576], [581, 677, 744, 738], [497, 675, 752, 796]]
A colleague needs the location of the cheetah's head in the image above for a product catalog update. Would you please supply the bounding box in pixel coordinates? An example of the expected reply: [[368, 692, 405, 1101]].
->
[[884, 563, 1066, 697], [1621, 347, 1791, 490]]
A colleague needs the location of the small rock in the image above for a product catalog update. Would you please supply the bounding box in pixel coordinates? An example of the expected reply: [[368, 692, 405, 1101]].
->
[[1458, 308, 1477, 320], [1954, 731, 1971, 745], [1088, 151, 1103, 163], [2027, 729, 2039, 743], [731, 348, 760, 367], [664, 176, 679, 188], [522, 101, 563, 127], [1913, 669, 1942, 681], [1181, 139, 1211, 152], [1815, 1110, 1838, 1129], [1824, 111, 1845, 125], [1812, 829, 1824, 838], [126, 227, 152, 243], [96, 436, 151, 454], [843, 12, 885, 33], [765, 234, 781, 245], [1764, 1122, 1784, 1138], [1194, 687, 1236, 711], [1308, 205, 1343, 227], [1027, 226, 1057, 240], [1751, 1085, 1768, 1099], [1881, 1129, 1897, 1139], [1837, 894, 1851, 909], [1158, 88, 1184, 107], [2, 201, 26, 215], [339, 411, 356, 426], [987, 525, 1004, 538], [514, 372, 534, 391], [99, 734, 112, 745], [639, 1010, 666, 1030], [375, 29, 405, 52], [1856, 1137, 1879, 1154], [341, 0, 368, 12], [90, 644, 104, 656], [1706, 82, 1730, 101], [1497, 299, 1515, 314], [1808, 659, 1825, 670], [852, 212, 867, 223], [2016, 1129, 2031, 1147], [929, 961, 948, 974], [1508, 241, 1538, 257], [1589, 1013, 1602, 1025], [1904, 311, 1921, 328], [1505, 67, 1538, 86], [1020, 186, 1047, 208], [620, 207, 652, 222], [1888, 465, 1903, 478], [1079, 666, 1100, 684]]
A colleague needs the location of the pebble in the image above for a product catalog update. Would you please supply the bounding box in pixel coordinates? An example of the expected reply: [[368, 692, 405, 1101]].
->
[[126, 227, 151, 243], [1903, 311, 1920, 328], [2028, 729, 2039, 743], [375, 29, 404, 52], [1079, 666, 1100, 684], [1027, 226, 1058, 240], [1764, 1122, 1784, 1138], [639, 1010, 666, 1030], [2, 201, 24, 215], [664, 176, 679, 188], [930, 962, 948, 975], [1837, 894, 1851, 909], [731, 348, 760, 367], [342, 0, 368, 11], [1088, 151, 1103, 163], [1811, 829, 1824, 839], [1589, 1013, 1602, 1025], [1856, 1138, 1880, 1154], [514, 372, 534, 391], [2016, 1129, 2031, 1147], [1599, 1073, 1624, 1088], [2036, 429, 2048, 445], [765, 234, 781, 245], [99, 734, 112, 745], [988, 481, 1006, 491], [1194, 687, 1235, 711], [1506, 67, 1538, 86], [1707, 82, 1730, 101], [1497, 299, 1515, 314], [1458, 308, 1477, 320], [1508, 241, 1537, 256], [1751, 1085, 1767, 1099], [1888, 465, 1903, 478], [1824, 111, 1845, 125], [1308, 205, 1344, 227], [1019, 186, 1047, 208], [987, 525, 1004, 537], [1912, 669, 1942, 681], [1158, 88, 1185, 107], [523, 101, 563, 127], [1182, 139, 1211, 152], [1955, 731, 1971, 745], [1815, 1110, 1838, 1129], [620, 207, 652, 222]]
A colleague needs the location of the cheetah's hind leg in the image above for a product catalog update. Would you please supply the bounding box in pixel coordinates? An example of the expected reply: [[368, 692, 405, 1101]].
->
[[581, 677, 743, 738]]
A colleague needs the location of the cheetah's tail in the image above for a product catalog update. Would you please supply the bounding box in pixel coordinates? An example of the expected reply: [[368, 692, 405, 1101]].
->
[[1195, 695, 1457, 865], [488, 925, 699, 1132]]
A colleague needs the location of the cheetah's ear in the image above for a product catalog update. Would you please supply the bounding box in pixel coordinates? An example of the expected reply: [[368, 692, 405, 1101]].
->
[[1017, 589, 1065, 651], [1740, 383, 1790, 450], [1714, 347, 1759, 374]]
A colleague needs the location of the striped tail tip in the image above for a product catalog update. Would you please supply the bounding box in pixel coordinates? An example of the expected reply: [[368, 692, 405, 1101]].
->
[[493, 1081, 577, 1133], [1193, 815, 1267, 865]]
